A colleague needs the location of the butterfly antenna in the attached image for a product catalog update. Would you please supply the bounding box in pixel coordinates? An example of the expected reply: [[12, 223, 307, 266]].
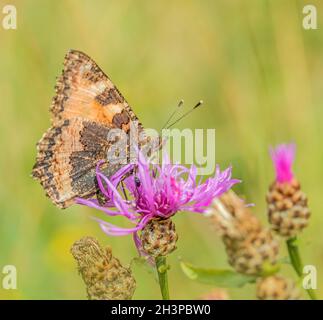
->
[[166, 100, 203, 129], [161, 99, 184, 130]]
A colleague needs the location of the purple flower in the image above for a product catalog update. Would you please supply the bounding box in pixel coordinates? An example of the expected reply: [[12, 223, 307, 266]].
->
[[76, 152, 239, 246], [270, 143, 296, 183]]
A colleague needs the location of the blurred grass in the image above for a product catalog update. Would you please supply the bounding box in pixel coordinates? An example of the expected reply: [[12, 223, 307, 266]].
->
[[0, 0, 323, 299]]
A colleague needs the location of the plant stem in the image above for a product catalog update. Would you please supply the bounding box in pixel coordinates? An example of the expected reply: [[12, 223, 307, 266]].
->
[[155, 256, 170, 300], [286, 237, 317, 300]]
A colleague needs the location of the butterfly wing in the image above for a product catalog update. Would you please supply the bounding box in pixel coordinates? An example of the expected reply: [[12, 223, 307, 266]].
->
[[33, 50, 158, 208], [32, 117, 129, 208], [50, 49, 143, 132]]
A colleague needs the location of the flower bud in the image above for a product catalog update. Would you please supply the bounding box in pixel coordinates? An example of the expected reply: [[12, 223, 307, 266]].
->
[[267, 179, 310, 238], [256, 275, 301, 300], [267, 144, 310, 238], [140, 218, 178, 258], [226, 228, 279, 275], [211, 191, 262, 239], [71, 236, 136, 300], [211, 191, 279, 275]]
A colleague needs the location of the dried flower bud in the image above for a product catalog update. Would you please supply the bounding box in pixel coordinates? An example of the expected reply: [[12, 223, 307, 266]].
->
[[212, 191, 262, 239], [225, 228, 279, 275], [267, 179, 310, 238], [140, 218, 178, 258], [211, 191, 279, 275], [71, 236, 136, 300], [256, 275, 301, 300]]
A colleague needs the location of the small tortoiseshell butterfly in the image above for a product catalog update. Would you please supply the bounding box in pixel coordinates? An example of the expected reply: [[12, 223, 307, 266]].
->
[[32, 50, 153, 208]]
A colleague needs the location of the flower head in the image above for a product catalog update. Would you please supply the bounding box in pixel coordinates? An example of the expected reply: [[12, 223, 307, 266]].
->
[[270, 143, 296, 183], [71, 236, 136, 300], [76, 152, 239, 247], [267, 143, 310, 238], [210, 191, 279, 275]]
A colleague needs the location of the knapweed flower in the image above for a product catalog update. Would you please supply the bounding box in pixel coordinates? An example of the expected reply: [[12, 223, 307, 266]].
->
[[71, 236, 136, 300], [76, 152, 239, 256], [267, 143, 310, 238], [210, 191, 279, 275]]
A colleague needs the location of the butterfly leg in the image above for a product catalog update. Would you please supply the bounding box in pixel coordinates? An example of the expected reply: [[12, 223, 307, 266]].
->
[[121, 180, 128, 201]]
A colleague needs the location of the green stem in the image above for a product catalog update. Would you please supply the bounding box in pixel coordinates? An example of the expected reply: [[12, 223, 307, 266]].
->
[[286, 237, 302, 277], [155, 256, 170, 300], [286, 237, 317, 300]]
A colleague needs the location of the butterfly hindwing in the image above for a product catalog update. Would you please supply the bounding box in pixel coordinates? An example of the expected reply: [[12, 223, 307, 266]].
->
[[32, 117, 127, 208]]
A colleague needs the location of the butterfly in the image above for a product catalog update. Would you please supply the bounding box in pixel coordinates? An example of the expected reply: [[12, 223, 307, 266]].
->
[[32, 50, 155, 209]]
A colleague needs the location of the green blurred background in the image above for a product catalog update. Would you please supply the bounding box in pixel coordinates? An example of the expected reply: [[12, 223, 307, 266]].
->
[[0, 0, 322, 299]]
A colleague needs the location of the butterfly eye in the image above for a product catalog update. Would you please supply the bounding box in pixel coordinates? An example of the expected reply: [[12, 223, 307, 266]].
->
[[134, 176, 141, 187]]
